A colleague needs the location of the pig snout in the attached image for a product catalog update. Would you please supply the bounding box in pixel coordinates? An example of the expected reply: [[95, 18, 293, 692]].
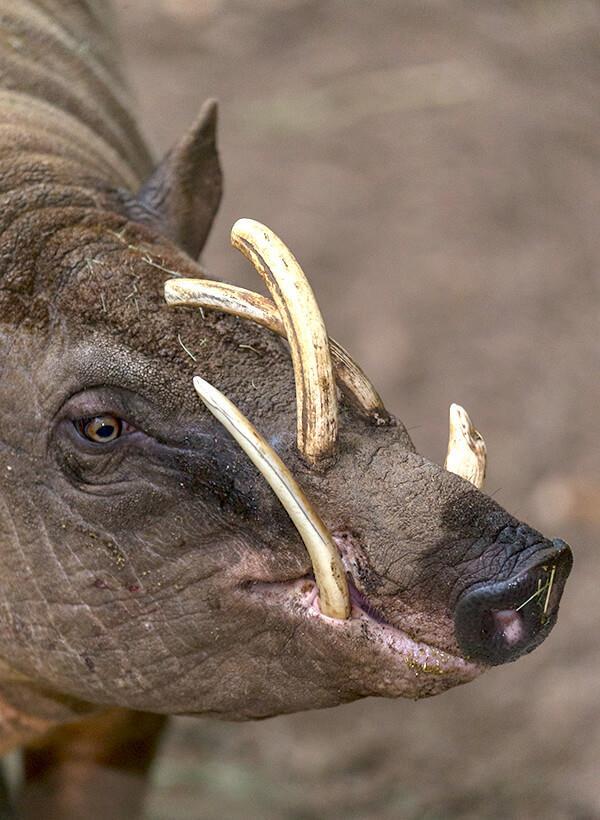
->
[[454, 537, 572, 665]]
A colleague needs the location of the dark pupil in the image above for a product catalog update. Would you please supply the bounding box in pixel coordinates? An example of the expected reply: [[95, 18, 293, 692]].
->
[[82, 416, 121, 442]]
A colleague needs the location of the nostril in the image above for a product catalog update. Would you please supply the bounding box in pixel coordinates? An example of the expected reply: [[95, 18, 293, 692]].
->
[[485, 609, 525, 648]]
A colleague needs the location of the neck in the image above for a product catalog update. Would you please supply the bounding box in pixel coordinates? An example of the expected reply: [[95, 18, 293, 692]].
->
[[0, 0, 151, 189]]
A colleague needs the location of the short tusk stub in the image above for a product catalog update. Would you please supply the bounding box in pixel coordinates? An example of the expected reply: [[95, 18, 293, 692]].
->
[[193, 375, 351, 620], [445, 403, 487, 489]]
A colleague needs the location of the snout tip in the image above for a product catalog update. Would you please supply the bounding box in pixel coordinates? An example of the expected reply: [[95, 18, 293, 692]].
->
[[454, 538, 573, 666]]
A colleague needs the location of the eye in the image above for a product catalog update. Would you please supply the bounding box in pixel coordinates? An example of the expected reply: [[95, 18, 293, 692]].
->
[[75, 415, 131, 443]]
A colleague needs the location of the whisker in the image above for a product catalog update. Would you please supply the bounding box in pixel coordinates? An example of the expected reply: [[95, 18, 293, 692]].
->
[[543, 565, 557, 617], [177, 334, 197, 361], [516, 580, 549, 612]]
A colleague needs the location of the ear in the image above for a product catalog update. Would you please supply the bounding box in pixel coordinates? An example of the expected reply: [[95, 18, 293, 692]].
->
[[135, 98, 222, 258]]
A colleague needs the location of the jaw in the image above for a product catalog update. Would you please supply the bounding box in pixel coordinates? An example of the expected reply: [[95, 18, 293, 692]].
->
[[240, 574, 483, 706]]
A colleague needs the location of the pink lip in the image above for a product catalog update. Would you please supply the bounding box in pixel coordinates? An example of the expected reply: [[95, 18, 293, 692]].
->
[[248, 575, 483, 683]]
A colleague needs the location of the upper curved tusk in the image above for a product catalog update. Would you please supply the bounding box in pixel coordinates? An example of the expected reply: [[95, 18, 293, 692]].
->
[[230, 219, 337, 466], [327, 341, 390, 424], [445, 403, 487, 489], [166, 277, 286, 332], [193, 375, 351, 620], [165, 278, 388, 420]]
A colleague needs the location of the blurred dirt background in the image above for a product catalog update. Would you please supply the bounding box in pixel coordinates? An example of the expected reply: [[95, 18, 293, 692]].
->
[[117, 2, 600, 818]]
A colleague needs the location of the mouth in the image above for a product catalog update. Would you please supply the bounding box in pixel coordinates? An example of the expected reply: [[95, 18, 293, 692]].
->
[[246, 570, 483, 695]]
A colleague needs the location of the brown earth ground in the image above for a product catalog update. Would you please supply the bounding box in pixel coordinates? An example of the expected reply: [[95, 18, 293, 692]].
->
[[116, 2, 600, 818]]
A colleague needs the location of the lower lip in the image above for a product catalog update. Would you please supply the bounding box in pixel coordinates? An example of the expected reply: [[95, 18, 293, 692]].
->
[[248, 576, 482, 681]]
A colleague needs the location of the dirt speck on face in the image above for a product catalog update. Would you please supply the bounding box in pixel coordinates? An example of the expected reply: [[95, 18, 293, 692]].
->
[[116, 2, 599, 818]]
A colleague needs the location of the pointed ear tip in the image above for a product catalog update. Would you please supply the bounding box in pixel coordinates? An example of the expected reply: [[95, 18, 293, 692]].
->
[[198, 97, 219, 128]]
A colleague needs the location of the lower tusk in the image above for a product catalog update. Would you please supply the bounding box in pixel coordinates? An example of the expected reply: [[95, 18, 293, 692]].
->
[[445, 403, 487, 489], [193, 375, 351, 620]]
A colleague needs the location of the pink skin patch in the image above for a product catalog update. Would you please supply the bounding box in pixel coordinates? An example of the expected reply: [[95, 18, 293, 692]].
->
[[493, 609, 524, 647]]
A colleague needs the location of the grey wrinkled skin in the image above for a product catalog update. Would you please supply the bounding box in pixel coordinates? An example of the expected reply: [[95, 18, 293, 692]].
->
[[0, 5, 571, 812]]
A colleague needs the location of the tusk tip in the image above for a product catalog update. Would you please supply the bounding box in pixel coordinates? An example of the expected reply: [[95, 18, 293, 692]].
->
[[445, 402, 487, 489], [448, 402, 469, 427], [231, 217, 267, 244], [193, 374, 209, 391], [193, 375, 216, 405]]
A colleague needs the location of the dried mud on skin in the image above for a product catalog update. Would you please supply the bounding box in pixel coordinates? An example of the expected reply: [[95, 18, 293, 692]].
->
[[116, 1, 600, 818]]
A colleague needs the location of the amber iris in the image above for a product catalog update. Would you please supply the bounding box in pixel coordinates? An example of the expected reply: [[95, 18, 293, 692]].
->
[[77, 415, 123, 443]]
